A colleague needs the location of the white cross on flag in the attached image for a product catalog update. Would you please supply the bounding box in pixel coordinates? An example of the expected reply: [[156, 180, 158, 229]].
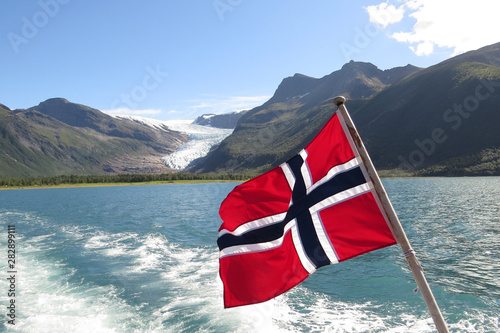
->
[[217, 110, 397, 308]]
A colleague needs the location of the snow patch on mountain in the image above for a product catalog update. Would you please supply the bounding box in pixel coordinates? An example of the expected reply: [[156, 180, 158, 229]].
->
[[114, 115, 232, 170], [115, 115, 171, 131]]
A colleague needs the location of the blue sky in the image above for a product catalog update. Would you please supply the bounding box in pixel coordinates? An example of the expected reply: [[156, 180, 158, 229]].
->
[[1, 0, 499, 120]]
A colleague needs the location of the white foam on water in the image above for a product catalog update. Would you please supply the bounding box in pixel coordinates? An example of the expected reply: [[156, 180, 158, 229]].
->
[[147, 236, 434, 333], [84, 232, 138, 258], [2, 208, 498, 333], [1, 240, 140, 332], [131, 234, 175, 272], [231, 291, 436, 333], [60, 224, 97, 240], [246, 289, 499, 333], [448, 312, 500, 332], [78, 231, 240, 331], [0, 219, 175, 332]]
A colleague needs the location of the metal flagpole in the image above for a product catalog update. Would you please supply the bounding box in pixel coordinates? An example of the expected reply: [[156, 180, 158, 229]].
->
[[333, 96, 450, 333]]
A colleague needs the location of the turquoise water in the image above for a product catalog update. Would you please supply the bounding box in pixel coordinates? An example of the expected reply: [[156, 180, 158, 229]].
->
[[0, 178, 498, 332]]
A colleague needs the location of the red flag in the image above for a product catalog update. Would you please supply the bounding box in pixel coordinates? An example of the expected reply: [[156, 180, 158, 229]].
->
[[217, 110, 397, 308]]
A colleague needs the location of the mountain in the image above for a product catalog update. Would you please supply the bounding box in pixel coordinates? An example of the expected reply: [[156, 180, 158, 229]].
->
[[189, 42, 500, 176], [0, 98, 187, 178], [192, 110, 248, 129], [187, 61, 422, 173], [4, 43, 500, 178], [265, 61, 421, 106], [352, 42, 500, 175]]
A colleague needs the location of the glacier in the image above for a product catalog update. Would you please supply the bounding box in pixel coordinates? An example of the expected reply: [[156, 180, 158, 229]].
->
[[160, 119, 233, 170], [115, 115, 233, 170]]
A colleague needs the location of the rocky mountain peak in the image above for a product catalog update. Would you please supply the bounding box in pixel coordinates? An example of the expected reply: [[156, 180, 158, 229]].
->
[[192, 111, 248, 129]]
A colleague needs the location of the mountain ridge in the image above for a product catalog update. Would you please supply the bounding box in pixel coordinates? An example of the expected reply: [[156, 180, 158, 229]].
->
[[192, 110, 248, 129], [189, 42, 500, 176], [0, 100, 188, 178], [264, 61, 422, 107], [2, 42, 500, 178], [187, 60, 424, 174]]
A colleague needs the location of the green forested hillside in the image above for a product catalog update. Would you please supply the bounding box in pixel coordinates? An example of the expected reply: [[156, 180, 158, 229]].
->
[[189, 42, 500, 176], [3, 43, 500, 178], [188, 61, 422, 173], [0, 99, 187, 178], [352, 60, 500, 172]]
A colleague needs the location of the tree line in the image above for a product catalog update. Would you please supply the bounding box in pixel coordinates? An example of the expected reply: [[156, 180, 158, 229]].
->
[[0, 173, 254, 187]]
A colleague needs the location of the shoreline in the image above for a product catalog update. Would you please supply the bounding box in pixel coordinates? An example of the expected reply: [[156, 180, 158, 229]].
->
[[0, 179, 243, 191]]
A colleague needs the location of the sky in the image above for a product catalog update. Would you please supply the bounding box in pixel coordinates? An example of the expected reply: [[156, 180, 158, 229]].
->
[[1, 0, 499, 121]]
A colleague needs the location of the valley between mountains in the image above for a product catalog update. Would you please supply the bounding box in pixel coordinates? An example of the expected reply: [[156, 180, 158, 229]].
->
[[2, 42, 500, 178]]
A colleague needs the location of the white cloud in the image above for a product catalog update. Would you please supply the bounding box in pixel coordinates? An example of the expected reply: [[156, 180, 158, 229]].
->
[[102, 96, 271, 120], [410, 40, 434, 56], [366, 2, 405, 28], [368, 0, 500, 56], [188, 95, 271, 114], [102, 107, 162, 116]]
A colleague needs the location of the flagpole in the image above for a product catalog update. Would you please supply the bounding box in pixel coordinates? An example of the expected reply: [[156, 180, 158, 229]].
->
[[333, 96, 449, 333]]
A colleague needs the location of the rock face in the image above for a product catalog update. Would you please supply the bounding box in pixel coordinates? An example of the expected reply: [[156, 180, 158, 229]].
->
[[187, 61, 423, 174], [192, 110, 248, 129], [0, 98, 188, 178], [189, 42, 500, 176], [3, 42, 500, 178]]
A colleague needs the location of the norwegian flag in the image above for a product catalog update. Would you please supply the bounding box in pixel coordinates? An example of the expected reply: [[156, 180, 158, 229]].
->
[[217, 110, 397, 308]]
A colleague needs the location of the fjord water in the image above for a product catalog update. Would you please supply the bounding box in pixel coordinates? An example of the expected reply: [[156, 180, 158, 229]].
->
[[0, 178, 498, 332]]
